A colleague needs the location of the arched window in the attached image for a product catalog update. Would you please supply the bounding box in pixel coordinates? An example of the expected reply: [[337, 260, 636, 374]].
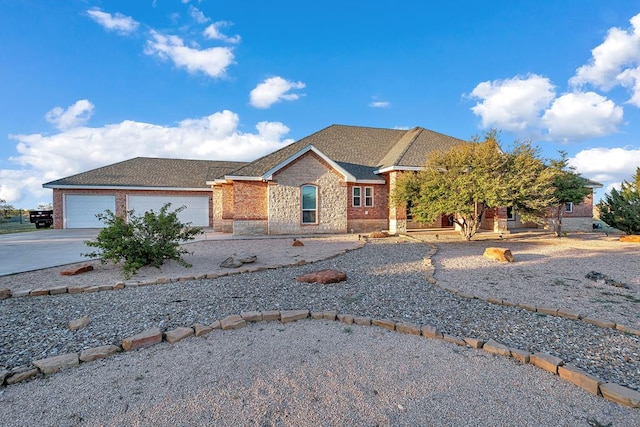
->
[[301, 185, 317, 224]]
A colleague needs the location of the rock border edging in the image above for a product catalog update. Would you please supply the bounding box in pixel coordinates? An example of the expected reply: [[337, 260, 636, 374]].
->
[[1, 309, 638, 408]]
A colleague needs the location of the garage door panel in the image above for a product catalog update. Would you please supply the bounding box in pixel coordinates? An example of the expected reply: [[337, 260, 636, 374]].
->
[[65, 195, 116, 228], [127, 195, 209, 227]]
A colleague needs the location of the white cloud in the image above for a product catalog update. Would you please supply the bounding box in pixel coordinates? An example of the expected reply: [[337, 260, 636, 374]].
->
[[189, 6, 209, 24], [570, 13, 640, 107], [1, 105, 293, 207], [569, 147, 640, 186], [540, 92, 623, 141], [469, 74, 555, 132], [144, 30, 235, 78], [86, 8, 139, 35], [203, 22, 241, 44], [45, 99, 95, 130], [249, 77, 306, 109], [369, 101, 390, 108], [571, 13, 640, 89]]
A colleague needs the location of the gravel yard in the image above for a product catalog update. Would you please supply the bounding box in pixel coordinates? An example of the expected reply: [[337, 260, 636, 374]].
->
[[1, 232, 639, 425]]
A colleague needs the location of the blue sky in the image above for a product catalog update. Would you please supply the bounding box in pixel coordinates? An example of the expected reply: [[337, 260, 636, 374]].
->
[[2, 0, 640, 208]]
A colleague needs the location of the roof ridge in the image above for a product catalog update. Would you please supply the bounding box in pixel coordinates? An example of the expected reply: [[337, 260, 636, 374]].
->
[[378, 126, 423, 168]]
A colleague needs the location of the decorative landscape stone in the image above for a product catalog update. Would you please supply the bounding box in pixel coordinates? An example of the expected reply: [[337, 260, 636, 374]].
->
[[60, 265, 94, 276], [32, 353, 79, 374], [582, 316, 616, 329], [261, 310, 281, 321], [420, 325, 443, 339], [69, 316, 90, 331], [483, 247, 514, 262], [599, 383, 640, 407], [295, 269, 347, 284], [6, 367, 38, 385], [337, 314, 354, 324], [0, 368, 9, 385], [463, 338, 485, 349], [372, 319, 395, 331], [220, 315, 247, 330], [164, 327, 194, 344], [67, 285, 88, 294], [530, 352, 564, 374], [557, 308, 581, 320], [482, 339, 511, 357], [29, 288, 49, 296], [369, 231, 389, 238], [353, 316, 372, 326], [442, 335, 467, 346], [240, 311, 262, 322], [79, 345, 120, 362], [619, 235, 640, 243], [395, 322, 421, 335], [322, 311, 338, 321], [0, 287, 11, 300], [193, 323, 214, 337], [509, 348, 531, 364], [280, 310, 309, 323], [11, 289, 30, 297], [537, 306, 559, 316], [558, 364, 603, 395], [292, 239, 304, 247], [121, 328, 163, 351]]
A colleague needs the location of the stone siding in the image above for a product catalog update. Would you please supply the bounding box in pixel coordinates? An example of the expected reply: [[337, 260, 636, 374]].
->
[[267, 152, 347, 235], [233, 219, 269, 235]]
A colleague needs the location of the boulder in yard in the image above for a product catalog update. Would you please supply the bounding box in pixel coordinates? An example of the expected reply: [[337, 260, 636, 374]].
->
[[61, 265, 94, 276], [483, 247, 514, 262], [296, 269, 347, 284], [620, 235, 640, 243]]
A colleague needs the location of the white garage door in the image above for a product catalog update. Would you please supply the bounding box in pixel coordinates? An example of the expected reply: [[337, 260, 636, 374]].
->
[[65, 195, 116, 228], [127, 195, 209, 227]]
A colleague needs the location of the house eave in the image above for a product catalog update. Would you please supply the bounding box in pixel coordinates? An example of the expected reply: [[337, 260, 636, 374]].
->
[[374, 165, 423, 174], [42, 184, 209, 192]]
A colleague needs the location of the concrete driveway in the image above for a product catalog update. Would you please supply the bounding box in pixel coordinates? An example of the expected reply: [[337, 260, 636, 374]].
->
[[0, 229, 100, 276]]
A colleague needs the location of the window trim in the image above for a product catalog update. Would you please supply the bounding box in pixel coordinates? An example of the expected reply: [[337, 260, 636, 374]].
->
[[364, 186, 374, 207], [301, 184, 318, 224], [565, 202, 573, 213], [352, 186, 362, 207]]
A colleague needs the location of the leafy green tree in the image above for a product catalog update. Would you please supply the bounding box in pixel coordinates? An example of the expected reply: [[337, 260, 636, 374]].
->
[[547, 152, 591, 237], [393, 131, 555, 240], [597, 168, 640, 235], [84, 203, 203, 278], [0, 198, 15, 226]]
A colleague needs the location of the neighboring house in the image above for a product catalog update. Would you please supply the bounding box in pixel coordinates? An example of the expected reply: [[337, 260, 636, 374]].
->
[[43, 124, 600, 234], [43, 157, 246, 229]]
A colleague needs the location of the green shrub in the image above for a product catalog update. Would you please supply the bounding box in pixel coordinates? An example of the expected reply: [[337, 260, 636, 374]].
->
[[84, 204, 203, 279]]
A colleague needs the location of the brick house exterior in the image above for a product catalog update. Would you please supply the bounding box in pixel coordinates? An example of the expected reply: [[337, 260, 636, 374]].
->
[[43, 124, 599, 234]]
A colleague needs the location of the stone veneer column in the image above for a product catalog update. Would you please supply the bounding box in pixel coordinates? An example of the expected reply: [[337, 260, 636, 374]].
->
[[387, 171, 407, 234]]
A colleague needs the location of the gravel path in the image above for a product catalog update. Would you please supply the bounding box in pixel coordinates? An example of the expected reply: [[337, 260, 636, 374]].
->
[[1, 233, 639, 425], [2, 321, 638, 427]]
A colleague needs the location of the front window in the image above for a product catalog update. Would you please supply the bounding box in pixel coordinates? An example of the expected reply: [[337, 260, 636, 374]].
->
[[352, 187, 361, 207], [301, 185, 317, 224], [565, 202, 573, 213], [506, 206, 515, 220], [364, 187, 374, 207]]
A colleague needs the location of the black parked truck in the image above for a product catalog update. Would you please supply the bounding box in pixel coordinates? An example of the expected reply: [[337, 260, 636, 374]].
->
[[29, 210, 53, 228]]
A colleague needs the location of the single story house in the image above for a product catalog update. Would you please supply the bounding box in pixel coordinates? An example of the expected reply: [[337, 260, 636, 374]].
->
[[43, 124, 599, 234]]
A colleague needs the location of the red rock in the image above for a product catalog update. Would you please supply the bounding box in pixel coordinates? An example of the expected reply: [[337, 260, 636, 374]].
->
[[296, 269, 347, 284], [122, 328, 163, 351], [483, 247, 514, 262], [60, 265, 94, 276], [292, 239, 304, 247], [620, 235, 640, 243]]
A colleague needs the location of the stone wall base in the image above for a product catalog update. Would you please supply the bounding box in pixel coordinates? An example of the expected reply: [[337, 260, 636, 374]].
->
[[346, 219, 387, 234], [546, 217, 593, 233], [233, 220, 268, 235]]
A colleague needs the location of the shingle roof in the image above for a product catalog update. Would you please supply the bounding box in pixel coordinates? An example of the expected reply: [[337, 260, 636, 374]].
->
[[43, 157, 247, 189], [226, 124, 465, 179]]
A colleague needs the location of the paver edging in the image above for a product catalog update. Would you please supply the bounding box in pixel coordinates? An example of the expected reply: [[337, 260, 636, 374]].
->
[[1, 308, 638, 408]]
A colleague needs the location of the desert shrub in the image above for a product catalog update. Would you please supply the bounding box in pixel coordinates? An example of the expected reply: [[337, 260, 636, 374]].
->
[[84, 204, 203, 279]]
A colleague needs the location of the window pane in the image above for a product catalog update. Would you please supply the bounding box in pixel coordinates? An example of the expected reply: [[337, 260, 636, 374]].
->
[[364, 187, 373, 206], [353, 187, 361, 206], [302, 210, 316, 223], [302, 186, 316, 210]]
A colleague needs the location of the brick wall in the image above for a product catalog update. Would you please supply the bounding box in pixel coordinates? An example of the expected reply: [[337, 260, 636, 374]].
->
[[346, 183, 388, 233], [267, 151, 348, 234], [232, 181, 268, 235]]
